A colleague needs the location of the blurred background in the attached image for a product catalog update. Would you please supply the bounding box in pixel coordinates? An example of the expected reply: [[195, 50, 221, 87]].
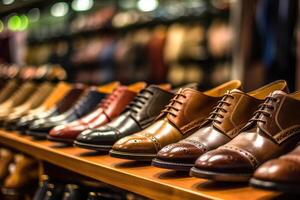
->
[[0, 0, 298, 91]]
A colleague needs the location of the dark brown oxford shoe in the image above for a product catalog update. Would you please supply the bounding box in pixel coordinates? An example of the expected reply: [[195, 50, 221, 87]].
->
[[191, 90, 300, 182], [152, 80, 288, 171]]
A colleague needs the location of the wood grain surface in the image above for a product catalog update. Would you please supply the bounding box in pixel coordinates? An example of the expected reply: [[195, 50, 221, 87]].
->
[[0, 130, 282, 200]]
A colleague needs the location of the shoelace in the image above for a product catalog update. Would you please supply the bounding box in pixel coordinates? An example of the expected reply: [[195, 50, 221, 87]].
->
[[161, 90, 187, 117], [99, 88, 121, 110], [248, 96, 279, 124], [127, 88, 154, 114], [206, 93, 234, 124]]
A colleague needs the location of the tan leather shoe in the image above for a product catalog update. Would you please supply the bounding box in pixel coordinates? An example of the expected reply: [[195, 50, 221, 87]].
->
[[0, 80, 20, 104], [0, 148, 14, 182], [191, 90, 300, 182], [6, 82, 55, 121], [110, 80, 241, 161], [250, 144, 300, 193], [3, 154, 38, 193], [152, 80, 288, 171], [23, 82, 72, 118], [0, 82, 37, 121]]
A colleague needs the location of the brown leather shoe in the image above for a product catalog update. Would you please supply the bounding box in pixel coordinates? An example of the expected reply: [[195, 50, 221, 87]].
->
[[152, 80, 288, 171], [250, 145, 300, 193], [191, 90, 300, 182], [0, 82, 37, 122], [0, 80, 19, 104], [110, 80, 241, 161], [0, 148, 14, 182], [2, 154, 38, 194]]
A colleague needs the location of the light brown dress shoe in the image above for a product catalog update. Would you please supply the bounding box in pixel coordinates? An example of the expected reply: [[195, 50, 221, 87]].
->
[[6, 82, 55, 120], [2, 154, 38, 192], [0, 80, 20, 104], [152, 80, 288, 171], [110, 80, 241, 161], [0, 82, 37, 120], [23, 81, 72, 118], [191, 90, 300, 182], [0, 148, 14, 182], [250, 145, 300, 193]]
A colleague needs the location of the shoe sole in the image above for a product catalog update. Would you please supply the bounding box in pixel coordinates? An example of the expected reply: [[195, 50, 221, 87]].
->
[[151, 158, 193, 171], [26, 130, 47, 140], [190, 167, 252, 182], [74, 141, 112, 151], [47, 135, 74, 145], [250, 178, 300, 193], [109, 150, 156, 161]]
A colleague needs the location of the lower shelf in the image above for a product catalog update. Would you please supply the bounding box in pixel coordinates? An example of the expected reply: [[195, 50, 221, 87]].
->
[[0, 130, 279, 200]]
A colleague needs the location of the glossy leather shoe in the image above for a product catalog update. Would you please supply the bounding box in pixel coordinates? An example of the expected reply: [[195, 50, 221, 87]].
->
[[190, 90, 300, 182], [16, 83, 85, 133], [75, 84, 172, 151], [110, 80, 241, 161], [0, 82, 37, 125], [152, 80, 288, 171], [27, 86, 105, 139], [53, 82, 146, 144], [0, 80, 19, 104], [0, 148, 14, 183], [2, 154, 39, 195], [4, 82, 55, 130], [250, 145, 300, 193], [16, 81, 71, 128], [46, 82, 122, 144]]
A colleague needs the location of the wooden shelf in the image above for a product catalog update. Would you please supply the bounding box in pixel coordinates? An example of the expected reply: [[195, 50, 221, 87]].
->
[[0, 130, 279, 200]]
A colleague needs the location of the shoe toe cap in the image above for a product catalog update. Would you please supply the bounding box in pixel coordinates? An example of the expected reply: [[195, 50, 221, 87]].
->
[[195, 148, 253, 173]]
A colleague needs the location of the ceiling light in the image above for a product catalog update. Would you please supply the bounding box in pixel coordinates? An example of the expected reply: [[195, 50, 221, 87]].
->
[[8, 15, 21, 31], [19, 15, 29, 30], [137, 0, 158, 12], [71, 0, 94, 11], [28, 8, 40, 22], [51, 2, 69, 17], [2, 0, 14, 5]]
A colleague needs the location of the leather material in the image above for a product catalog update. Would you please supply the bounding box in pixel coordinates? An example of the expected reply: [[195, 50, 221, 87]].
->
[[3, 82, 55, 129], [0, 149, 14, 181], [154, 80, 289, 166], [193, 90, 300, 177], [28, 87, 105, 137], [252, 145, 300, 183], [3, 154, 38, 189], [75, 85, 173, 147], [0, 80, 19, 104], [0, 82, 37, 121], [50, 83, 146, 142], [111, 80, 242, 158], [16, 84, 86, 133]]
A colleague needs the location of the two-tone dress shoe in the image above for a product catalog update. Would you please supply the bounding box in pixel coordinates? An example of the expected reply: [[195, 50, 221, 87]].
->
[[152, 80, 288, 171], [190, 90, 300, 182], [110, 80, 241, 161]]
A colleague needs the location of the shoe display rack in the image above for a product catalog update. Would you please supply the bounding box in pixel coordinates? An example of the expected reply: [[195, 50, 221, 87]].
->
[[0, 130, 279, 200]]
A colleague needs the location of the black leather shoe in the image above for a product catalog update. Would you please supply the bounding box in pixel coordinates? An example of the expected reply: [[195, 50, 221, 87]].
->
[[16, 84, 86, 134], [75, 85, 174, 151], [27, 87, 106, 139]]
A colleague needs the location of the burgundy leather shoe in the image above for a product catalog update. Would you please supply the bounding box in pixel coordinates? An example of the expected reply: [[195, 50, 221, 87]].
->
[[190, 90, 300, 182], [48, 82, 146, 144]]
